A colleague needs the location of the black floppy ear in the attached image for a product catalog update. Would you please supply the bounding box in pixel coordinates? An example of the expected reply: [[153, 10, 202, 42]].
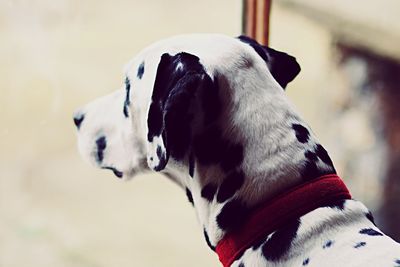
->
[[146, 52, 213, 171], [238, 35, 301, 89]]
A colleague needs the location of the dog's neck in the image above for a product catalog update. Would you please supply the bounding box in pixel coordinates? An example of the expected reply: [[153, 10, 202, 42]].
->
[[163, 76, 337, 251]]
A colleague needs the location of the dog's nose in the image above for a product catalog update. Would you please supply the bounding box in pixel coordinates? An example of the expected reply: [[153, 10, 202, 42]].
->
[[73, 112, 85, 129]]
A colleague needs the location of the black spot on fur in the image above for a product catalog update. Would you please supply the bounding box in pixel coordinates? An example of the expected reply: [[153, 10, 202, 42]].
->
[[193, 126, 243, 171], [301, 148, 336, 181], [395, 259, 400, 265], [185, 187, 194, 206], [359, 228, 383, 236], [292, 124, 309, 143], [137, 61, 145, 79], [327, 199, 347, 210], [316, 144, 336, 171], [123, 77, 131, 118], [354, 241, 366, 248], [156, 145, 163, 158], [154, 157, 167, 172], [102, 166, 123, 178], [217, 199, 250, 232], [302, 258, 310, 266], [73, 113, 85, 129], [238, 263, 245, 267], [220, 144, 244, 172], [203, 228, 215, 251], [189, 153, 195, 177], [323, 240, 334, 249], [366, 211, 376, 225], [262, 218, 301, 261], [304, 150, 318, 161], [301, 160, 320, 181], [153, 145, 167, 172], [201, 183, 218, 202], [95, 136, 107, 163], [252, 237, 266, 251], [237, 35, 301, 89], [216, 170, 245, 203], [123, 105, 129, 118]]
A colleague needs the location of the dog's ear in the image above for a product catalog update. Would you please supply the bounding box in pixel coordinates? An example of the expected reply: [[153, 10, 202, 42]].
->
[[238, 35, 301, 89], [146, 52, 215, 171]]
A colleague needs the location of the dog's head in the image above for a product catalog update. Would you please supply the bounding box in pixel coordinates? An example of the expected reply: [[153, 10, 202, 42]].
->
[[73, 34, 300, 180]]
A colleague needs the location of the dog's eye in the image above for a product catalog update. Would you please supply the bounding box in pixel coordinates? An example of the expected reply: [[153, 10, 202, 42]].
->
[[123, 76, 131, 117]]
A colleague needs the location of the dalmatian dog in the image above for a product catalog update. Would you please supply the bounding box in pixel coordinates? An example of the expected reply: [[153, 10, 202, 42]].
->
[[73, 34, 400, 267]]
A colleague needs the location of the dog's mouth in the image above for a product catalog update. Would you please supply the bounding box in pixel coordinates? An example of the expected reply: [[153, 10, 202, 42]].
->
[[101, 157, 149, 180], [102, 166, 123, 178]]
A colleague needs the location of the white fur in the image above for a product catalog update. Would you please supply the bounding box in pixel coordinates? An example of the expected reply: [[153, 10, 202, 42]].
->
[[74, 34, 400, 266]]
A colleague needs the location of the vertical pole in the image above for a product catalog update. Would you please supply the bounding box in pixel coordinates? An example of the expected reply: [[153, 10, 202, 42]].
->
[[242, 0, 271, 46]]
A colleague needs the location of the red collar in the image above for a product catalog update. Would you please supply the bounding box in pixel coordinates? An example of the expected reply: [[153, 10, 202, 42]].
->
[[215, 174, 351, 267]]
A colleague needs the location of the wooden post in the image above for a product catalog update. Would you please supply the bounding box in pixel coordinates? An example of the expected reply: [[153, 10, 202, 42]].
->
[[242, 0, 271, 46]]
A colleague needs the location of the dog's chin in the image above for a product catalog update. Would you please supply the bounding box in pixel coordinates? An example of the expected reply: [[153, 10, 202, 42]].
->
[[114, 158, 150, 181], [119, 169, 141, 181]]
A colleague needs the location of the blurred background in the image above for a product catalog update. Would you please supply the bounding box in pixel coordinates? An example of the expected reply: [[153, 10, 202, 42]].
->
[[0, 0, 399, 266]]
